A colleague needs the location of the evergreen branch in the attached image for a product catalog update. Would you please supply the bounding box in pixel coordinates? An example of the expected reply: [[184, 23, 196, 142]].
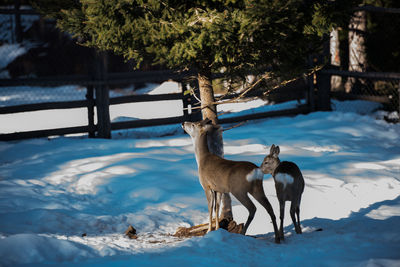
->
[[262, 65, 323, 97], [237, 72, 271, 99], [215, 72, 272, 102], [184, 66, 324, 113], [190, 88, 202, 103], [222, 121, 248, 132]]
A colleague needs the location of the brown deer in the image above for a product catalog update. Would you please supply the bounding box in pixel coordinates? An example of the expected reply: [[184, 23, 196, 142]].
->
[[182, 119, 280, 243], [261, 144, 305, 240]]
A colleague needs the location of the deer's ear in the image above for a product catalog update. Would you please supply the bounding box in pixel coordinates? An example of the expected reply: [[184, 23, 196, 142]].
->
[[272, 145, 280, 158], [200, 118, 212, 126], [270, 144, 276, 155], [213, 124, 222, 132]]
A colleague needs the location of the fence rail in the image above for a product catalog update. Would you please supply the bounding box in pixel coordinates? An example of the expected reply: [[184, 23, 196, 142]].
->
[[111, 116, 185, 131], [218, 106, 310, 125], [1, 125, 96, 141], [331, 92, 391, 104], [0, 99, 94, 114], [0, 70, 196, 87], [0, 8, 39, 15], [109, 93, 183, 105], [321, 69, 400, 80]]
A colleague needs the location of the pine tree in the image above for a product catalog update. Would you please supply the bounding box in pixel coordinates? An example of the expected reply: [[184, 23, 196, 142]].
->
[[32, 0, 357, 122], [32, 0, 357, 221]]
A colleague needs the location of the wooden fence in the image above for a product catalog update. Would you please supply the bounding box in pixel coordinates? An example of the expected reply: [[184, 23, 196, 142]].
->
[[0, 69, 312, 141], [323, 68, 400, 112], [2, 66, 400, 141]]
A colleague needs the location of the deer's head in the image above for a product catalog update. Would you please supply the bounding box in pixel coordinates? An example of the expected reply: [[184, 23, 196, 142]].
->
[[182, 119, 220, 139], [261, 144, 281, 174]]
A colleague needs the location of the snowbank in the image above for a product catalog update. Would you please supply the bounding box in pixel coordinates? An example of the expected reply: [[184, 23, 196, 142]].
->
[[1, 102, 400, 266]]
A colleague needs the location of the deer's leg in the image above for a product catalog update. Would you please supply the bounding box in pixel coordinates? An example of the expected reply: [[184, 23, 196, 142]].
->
[[295, 202, 302, 234], [290, 201, 301, 234], [232, 192, 256, 235], [215, 192, 222, 230], [278, 199, 285, 240], [250, 186, 280, 243], [221, 193, 233, 221], [205, 189, 215, 233]]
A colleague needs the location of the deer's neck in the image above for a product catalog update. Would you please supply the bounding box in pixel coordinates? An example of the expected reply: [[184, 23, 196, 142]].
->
[[272, 159, 282, 177], [192, 132, 211, 167]]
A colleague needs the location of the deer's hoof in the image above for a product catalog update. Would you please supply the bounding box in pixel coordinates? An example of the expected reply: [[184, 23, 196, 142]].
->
[[279, 231, 284, 240]]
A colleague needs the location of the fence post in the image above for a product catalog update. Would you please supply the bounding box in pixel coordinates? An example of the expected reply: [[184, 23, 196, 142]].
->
[[181, 83, 190, 121], [398, 81, 400, 115], [315, 35, 332, 111], [316, 69, 332, 111], [86, 85, 95, 138], [14, 0, 22, 43], [94, 51, 111, 139], [307, 73, 316, 112], [306, 55, 317, 111]]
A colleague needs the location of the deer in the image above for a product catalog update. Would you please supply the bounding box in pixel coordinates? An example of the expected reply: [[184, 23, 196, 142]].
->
[[182, 119, 280, 243], [260, 144, 305, 240]]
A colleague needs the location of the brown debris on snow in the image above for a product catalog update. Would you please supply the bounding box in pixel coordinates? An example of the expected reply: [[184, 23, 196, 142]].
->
[[125, 225, 138, 239], [173, 219, 244, 238]]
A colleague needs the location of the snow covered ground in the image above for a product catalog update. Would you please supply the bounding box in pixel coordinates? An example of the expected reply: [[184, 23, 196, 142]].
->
[[0, 87, 399, 266]]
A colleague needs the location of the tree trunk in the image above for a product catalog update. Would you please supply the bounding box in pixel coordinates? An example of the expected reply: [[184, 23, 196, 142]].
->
[[197, 69, 233, 221], [198, 69, 218, 124], [330, 28, 342, 91], [346, 10, 367, 93]]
